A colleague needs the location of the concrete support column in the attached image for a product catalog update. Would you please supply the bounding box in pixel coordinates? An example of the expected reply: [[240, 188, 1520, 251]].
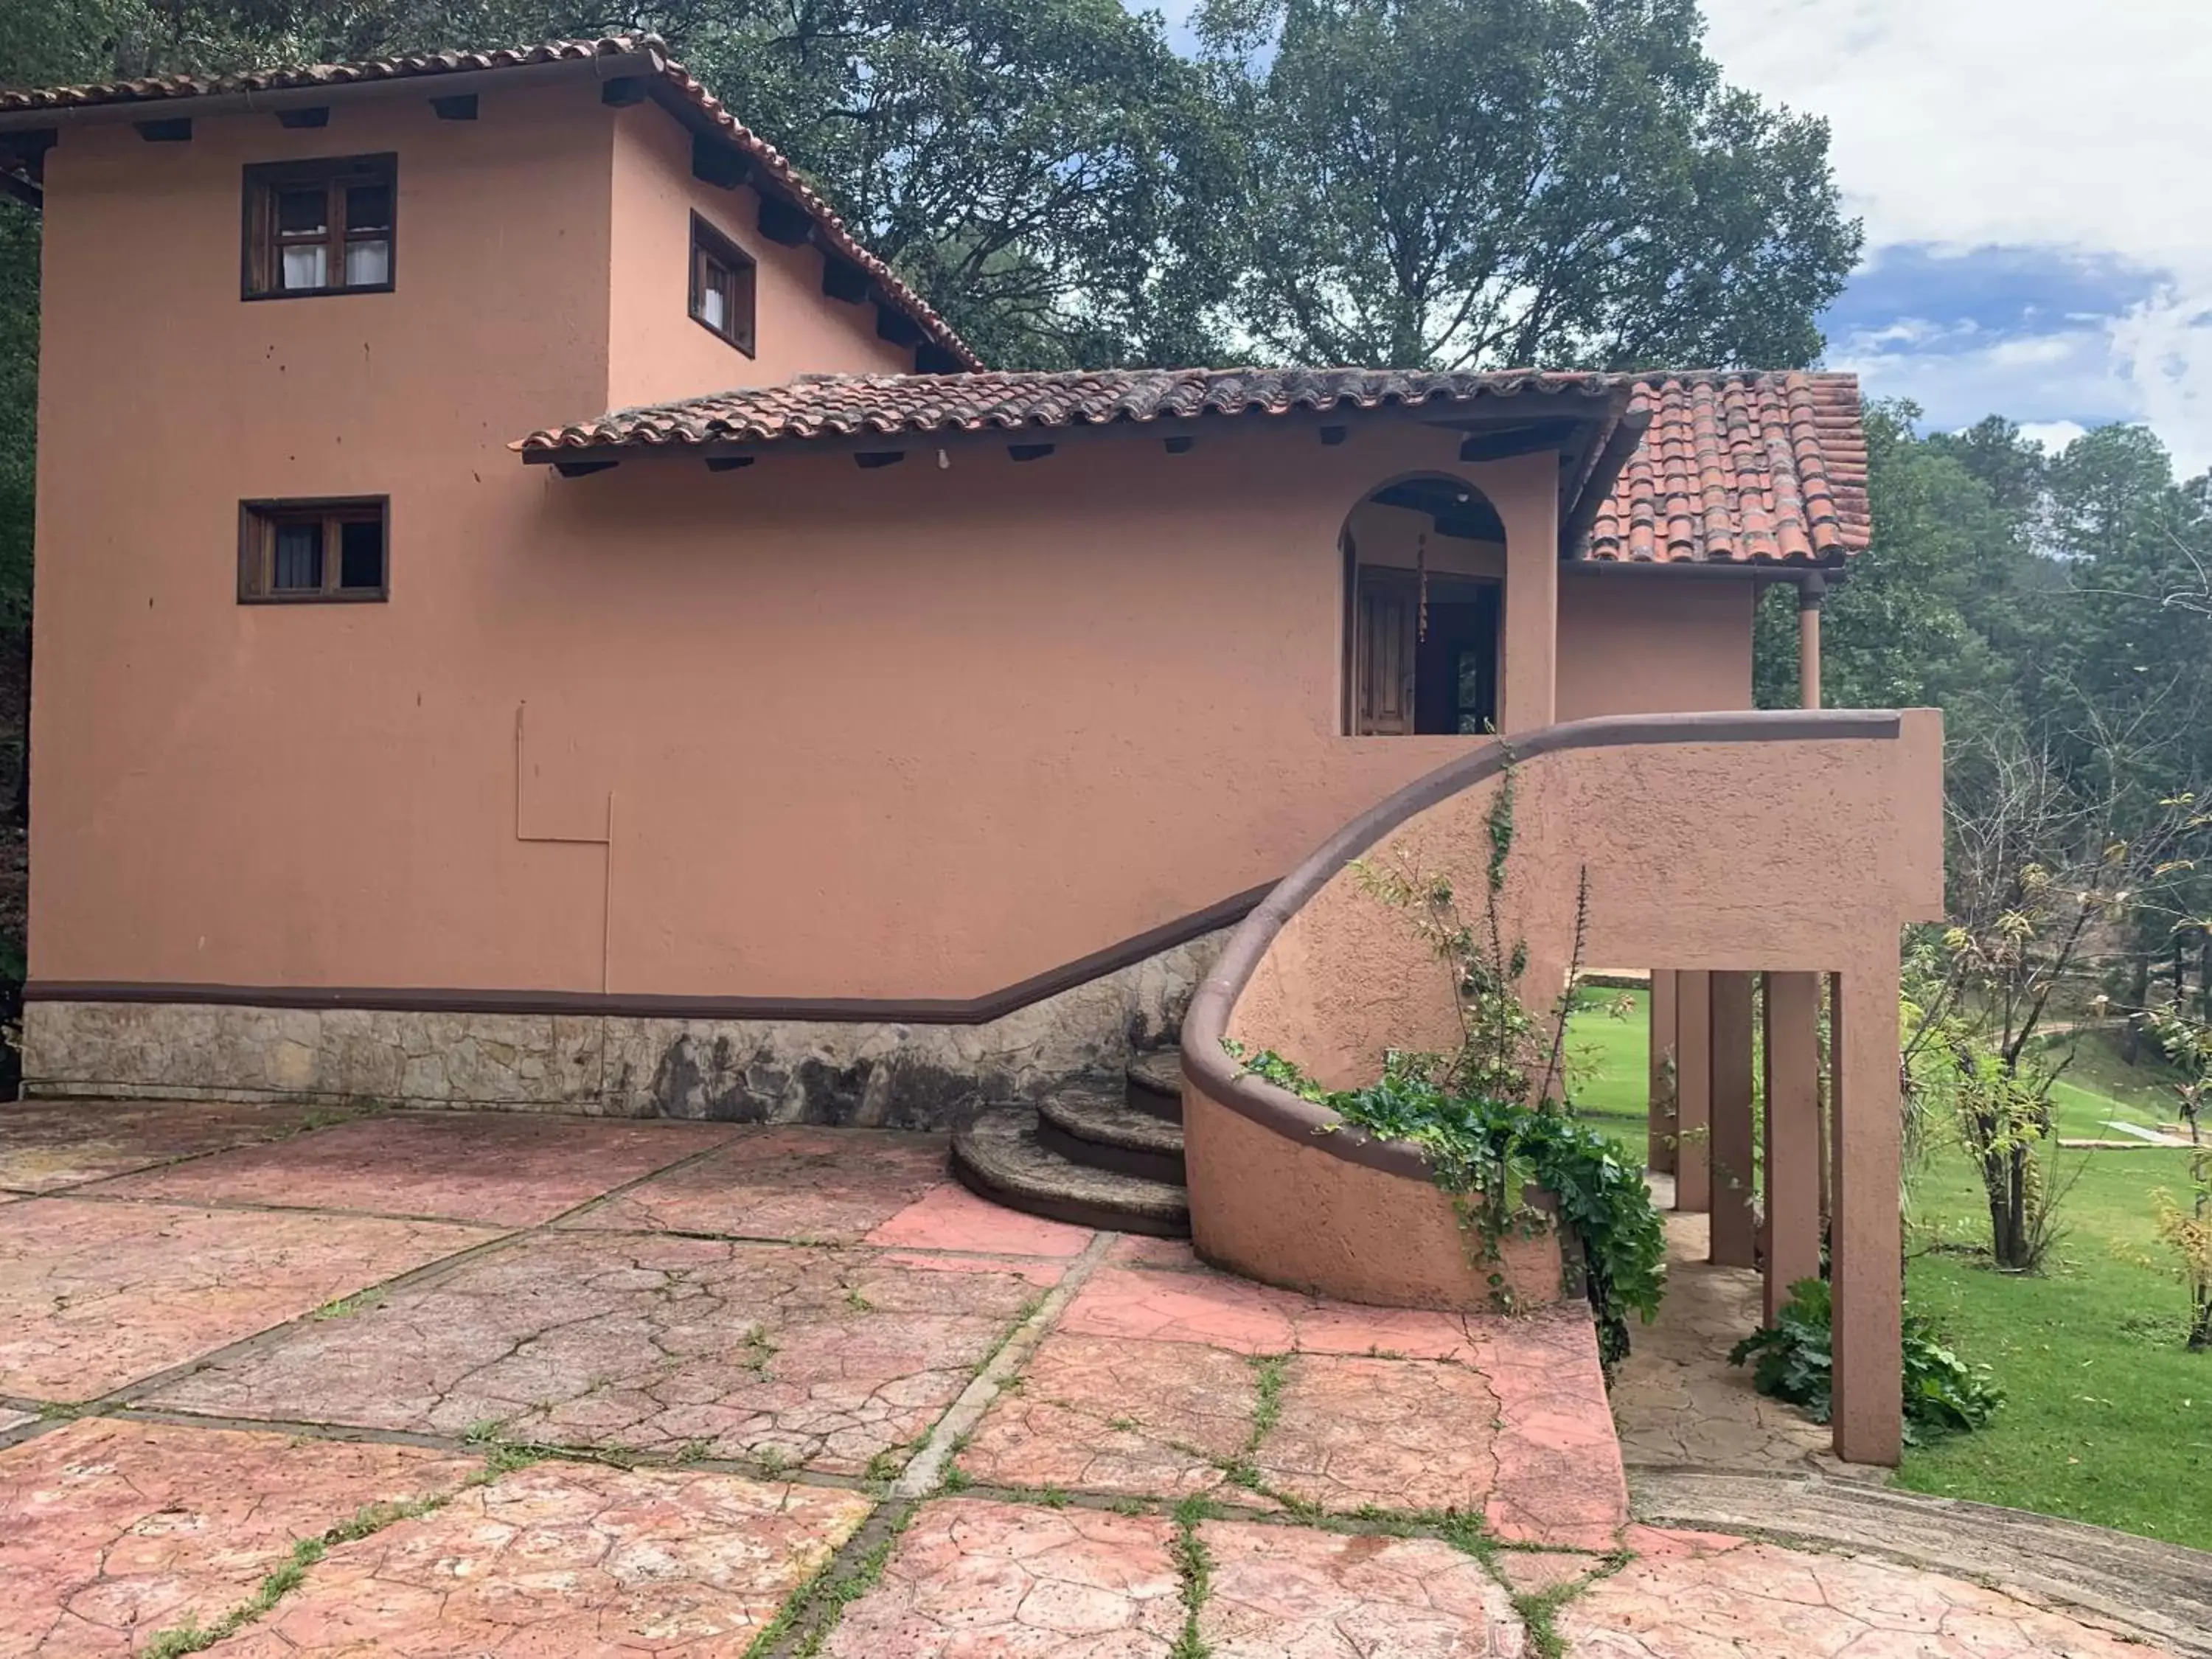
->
[[1830, 956, 1904, 1466], [1673, 970, 1713, 1213], [1708, 972, 1758, 1267], [1499, 473, 1558, 735], [1647, 970, 1678, 1175], [1762, 971, 1824, 1324]]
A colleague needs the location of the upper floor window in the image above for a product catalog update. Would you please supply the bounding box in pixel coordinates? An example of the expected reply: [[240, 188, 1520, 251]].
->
[[243, 155, 397, 299], [239, 498, 389, 602], [689, 212, 757, 355]]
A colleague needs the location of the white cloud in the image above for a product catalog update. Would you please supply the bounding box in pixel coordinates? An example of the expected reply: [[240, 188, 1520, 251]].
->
[[2015, 420, 2089, 454], [1697, 0, 2212, 473]]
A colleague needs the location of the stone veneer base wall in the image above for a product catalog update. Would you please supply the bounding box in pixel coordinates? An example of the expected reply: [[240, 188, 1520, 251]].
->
[[22, 933, 1224, 1129]]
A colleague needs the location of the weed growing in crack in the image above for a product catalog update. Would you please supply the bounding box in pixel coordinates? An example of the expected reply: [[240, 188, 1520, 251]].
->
[[33, 1401, 83, 1421], [311, 1287, 385, 1321], [460, 1418, 507, 1445], [1110, 1497, 1150, 1517], [939, 1463, 971, 1493], [862, 1447, 906, 1485], [673, 1437, 714, 1464], [740, 1503, 916, 1659], [843, 1287, 874, 1313], [742, 1326, 779, 1377], [753, 1444, 794, 1479], [1222, 1354, 1290, 1495], [1107, 1415, 1138, 1433], [1038, 1486, 1071, 1509], [1169, 1495, 1216, 1659]]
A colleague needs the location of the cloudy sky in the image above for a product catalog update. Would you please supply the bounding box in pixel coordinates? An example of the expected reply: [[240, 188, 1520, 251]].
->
[[1139, 0, 2212, 473]]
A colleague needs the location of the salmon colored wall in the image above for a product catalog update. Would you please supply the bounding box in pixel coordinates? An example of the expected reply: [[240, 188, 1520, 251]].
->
[[1225, 714, 1947, 1093], [30, 79, 624, 993], [32, 294, 1570, 1007], [1555, 573, 1755, 718], [604, 104, 911, 407]]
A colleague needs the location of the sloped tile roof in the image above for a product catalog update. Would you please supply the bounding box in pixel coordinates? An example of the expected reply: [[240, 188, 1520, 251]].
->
[[517, 366, 1623, 450], [1590, 372, 1868, 563], [0, 35, 978, 369], [516, 366, 1868, 565]]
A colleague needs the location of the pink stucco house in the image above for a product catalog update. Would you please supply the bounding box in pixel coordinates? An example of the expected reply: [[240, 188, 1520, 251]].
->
[[1, 36, 1941, 1461]]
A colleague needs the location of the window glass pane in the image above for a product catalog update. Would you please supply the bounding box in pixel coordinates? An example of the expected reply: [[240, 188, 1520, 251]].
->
[[274, 186, 327, 234], [700, 279, 727, 332], [280, 244, 328, 290], [338, 518, 384, 590], [272, 524, 323, 591], [344, 238, 390, 287], [344, 181, 392, 232]]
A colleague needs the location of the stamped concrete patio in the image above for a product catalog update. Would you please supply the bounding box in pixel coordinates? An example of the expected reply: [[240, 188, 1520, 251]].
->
[[0, 1101, 2197, 1657]]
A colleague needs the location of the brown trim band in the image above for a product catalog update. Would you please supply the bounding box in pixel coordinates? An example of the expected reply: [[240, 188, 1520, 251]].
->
[[1180, 709, 1906, 1182], [22, 883, 1273, 1026]]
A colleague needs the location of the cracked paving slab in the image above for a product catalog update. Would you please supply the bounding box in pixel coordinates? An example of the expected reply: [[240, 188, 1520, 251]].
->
[[1253, 1353, 1505, 1517], [0, 1199, 497, 1402], [0, 1101, 324, 1195], [821, 1496, 1185, 1658], [863, 1180, 1096, 1257], [559, 1126, 947, 1240], [1060, 1264, 1486, 1361], [1562, 1529, 2178, 1658], [1199, 1519, 1526, 1657], [959, 1332, 1266, 1503], [93, 1112, 736, 1227], [204, 1459, 872, 1656], [146, 1232, 1055, 1475], [1468, 1307, 1631, 1549], [0, 1416, 481, 1657]]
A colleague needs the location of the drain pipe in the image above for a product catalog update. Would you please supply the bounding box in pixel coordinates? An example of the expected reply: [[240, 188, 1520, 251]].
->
[[1798, 571, 1826, 710]]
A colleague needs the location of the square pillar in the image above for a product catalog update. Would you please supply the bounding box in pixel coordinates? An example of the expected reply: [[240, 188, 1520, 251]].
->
[[1673, 970, 1712, 1213], [1762, 971, 1823, 1324], [1647, 970, 1678, 1175], [1709, 972, 1758, 1268], [1831, 957, 1903, 1466], [1498, 459, 1558, 735]]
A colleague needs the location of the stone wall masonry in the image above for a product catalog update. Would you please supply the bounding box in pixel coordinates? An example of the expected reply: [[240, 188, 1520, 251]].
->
[[21, 933, 1224, 1127]]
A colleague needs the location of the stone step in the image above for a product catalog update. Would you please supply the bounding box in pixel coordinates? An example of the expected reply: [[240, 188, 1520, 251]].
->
[[1124, 1048, 1183, 1121], [950, 1108, 1191, 1238], [1036, 1082, 1186, 1185]]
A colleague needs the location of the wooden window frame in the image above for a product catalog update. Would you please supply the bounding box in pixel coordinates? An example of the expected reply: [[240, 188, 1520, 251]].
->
[[687, 212, 757, 355], [241, 153, 397, 300], [238, 496, 391, 604]]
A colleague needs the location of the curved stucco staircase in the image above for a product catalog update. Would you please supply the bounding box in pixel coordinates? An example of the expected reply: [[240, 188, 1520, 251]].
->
[[1175, 706, 1944, 1308]]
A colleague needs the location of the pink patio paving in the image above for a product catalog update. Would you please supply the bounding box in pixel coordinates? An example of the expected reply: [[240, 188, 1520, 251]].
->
[[0, 1419, 481, 1657], [0, 1101, 2194, 1659]]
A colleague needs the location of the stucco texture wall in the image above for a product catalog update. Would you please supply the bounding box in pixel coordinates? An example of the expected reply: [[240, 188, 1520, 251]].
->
[[1555, 571, 1754, 719], [32, 195, 1569, 1025], [604, 103, 911, 408]]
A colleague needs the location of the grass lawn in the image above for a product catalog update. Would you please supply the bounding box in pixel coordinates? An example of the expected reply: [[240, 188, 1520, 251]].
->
[[1563, 992, 2212, 1551]]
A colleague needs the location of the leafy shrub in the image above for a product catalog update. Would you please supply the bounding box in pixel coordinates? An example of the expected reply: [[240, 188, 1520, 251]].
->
[[1231, 1045, 1666, 1365], [1729, 1278, 2004, 1444]]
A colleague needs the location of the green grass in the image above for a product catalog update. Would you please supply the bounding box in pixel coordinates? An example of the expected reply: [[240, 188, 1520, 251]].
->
[[1562, 991, 2212, 1551]]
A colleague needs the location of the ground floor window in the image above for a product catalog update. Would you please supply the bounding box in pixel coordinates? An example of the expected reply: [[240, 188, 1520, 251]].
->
[[238, 498, 389, 602]]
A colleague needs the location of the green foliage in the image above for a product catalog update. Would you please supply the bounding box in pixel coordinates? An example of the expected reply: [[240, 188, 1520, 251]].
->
[[1729, 1278, 2004, 1446], [2139, 1004, 2212, 1349], [1237, 1045, 1666, 1363], [1194, 0, 1859, 370]]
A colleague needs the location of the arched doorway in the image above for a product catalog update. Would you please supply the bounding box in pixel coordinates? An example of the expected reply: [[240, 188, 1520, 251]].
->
[[1339, 473, 1506, 736]]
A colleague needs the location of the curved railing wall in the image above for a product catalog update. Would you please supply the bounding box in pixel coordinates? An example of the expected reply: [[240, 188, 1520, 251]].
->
[[1180, 709, 1944, 1311]]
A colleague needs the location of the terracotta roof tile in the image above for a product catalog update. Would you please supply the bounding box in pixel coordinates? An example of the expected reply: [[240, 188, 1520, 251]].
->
[[516, 366, 1868, 566], [0, 35, 978, 369], [1586, 372, 1867, 563], [517, 365, 1621, 448]]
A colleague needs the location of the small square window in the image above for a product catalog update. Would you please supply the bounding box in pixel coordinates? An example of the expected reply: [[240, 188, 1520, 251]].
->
[[240, 498, 389, 603], [243, 155, 397, 299], [688, 212, 757, 355]]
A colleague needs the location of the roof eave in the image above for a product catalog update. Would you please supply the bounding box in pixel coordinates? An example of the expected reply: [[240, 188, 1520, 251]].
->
[[0, 49, 659, 133]]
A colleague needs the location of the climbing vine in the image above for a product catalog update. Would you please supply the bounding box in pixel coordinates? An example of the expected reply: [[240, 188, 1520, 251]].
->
[[1225, 772, 1664, 1363]]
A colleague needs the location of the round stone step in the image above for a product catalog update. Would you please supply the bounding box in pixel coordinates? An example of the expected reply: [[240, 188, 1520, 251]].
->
[[1124, 1048, 1184, 1121], [1037, 1082, 1186, 1185], [950, 1109, 1190, 1238]]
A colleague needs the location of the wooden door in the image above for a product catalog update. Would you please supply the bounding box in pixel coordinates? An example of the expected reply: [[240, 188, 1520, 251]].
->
[[1354, 571, 1418, 735]]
